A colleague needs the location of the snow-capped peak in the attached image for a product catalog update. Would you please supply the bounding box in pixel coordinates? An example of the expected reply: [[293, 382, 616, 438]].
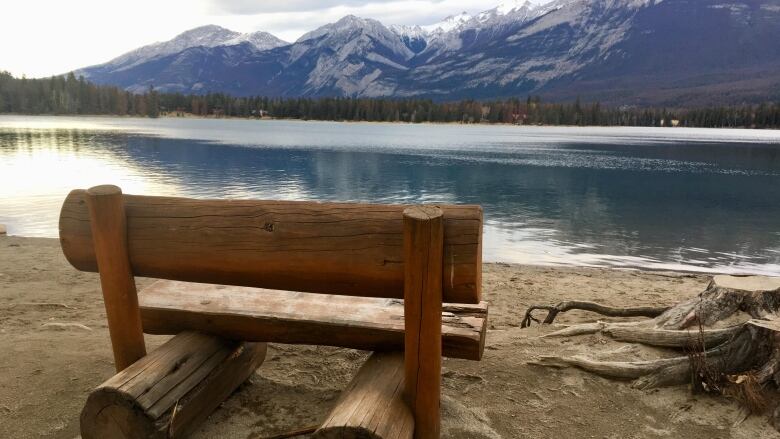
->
[[172, 25, 239, 47], [294, 15, 415, 61], [99, 25, 287, 72], [101, 25, 233, 69], [422, 11, 473, 33], [224, 31, 289, 51], [496, 0, 536, 15], [298, 15, 387, 42], [390, 24, 427, 39]]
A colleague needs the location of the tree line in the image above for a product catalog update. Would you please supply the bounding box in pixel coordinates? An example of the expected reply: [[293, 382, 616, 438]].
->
[[1, 71, 779, 129], [0, 71, 159, 117]]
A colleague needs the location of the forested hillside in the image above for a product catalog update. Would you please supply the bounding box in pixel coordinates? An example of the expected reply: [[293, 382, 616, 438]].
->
[[0, 71, 160, 117], [1, 72, 779, 129]]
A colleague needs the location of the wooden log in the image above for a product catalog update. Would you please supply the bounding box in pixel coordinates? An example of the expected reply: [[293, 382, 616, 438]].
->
[[59, 189, 483, 304], [80, 332, 267, 439], [314, 352, 413, 439], [138, 280, 487, 361], [85, 185, 146, 371], [403, 206, 443, 439]]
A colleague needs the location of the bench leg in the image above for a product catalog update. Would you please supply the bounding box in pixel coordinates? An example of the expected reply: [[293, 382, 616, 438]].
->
[[403, 207, 444, 439], [85, 184, 146, 371], [315, 351, 414, 439], [80, 332, 267, 439]]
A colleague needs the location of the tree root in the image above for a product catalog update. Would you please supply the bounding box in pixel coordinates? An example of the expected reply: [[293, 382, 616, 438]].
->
[[523, 275, 780, 429], [541, 322, 740, 349], [4, 302, 75, 310], [531, 325, 776, 391], [529, 354, 692, 380], [542, 321, 640, 338], [40, 322, 92, 331], [521, 301, 669, 328], [754, 348, 780, 384], [604, 325, 742, 349]]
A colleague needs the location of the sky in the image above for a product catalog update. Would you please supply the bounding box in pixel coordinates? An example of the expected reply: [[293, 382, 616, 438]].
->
[[0, 0, 549, 78]]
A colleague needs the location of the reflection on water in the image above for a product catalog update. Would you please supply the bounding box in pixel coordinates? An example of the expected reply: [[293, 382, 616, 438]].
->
[[1, 116, 779, 275]]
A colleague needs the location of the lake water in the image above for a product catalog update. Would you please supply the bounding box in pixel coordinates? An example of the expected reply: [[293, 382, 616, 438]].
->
[[1, 115, 779, 275]]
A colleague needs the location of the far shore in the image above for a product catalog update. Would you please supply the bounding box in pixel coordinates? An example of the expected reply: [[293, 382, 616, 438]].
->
[[3, 111, 780, 131], [2, 234, 778, 438]]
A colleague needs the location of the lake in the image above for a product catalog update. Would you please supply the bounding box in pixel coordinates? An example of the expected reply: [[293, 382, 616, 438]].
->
[[1, 115, 779, 275]]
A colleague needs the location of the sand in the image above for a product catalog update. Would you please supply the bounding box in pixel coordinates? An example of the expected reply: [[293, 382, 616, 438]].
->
[[1, 234, 778, 439]]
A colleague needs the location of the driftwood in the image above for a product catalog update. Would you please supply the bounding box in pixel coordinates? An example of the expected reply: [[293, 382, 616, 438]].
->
[[521, 301, 668, 327], [524, 275, 780, 429]]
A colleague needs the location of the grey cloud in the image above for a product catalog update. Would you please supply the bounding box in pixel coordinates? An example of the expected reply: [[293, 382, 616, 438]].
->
[[207, 0, 427, 14]]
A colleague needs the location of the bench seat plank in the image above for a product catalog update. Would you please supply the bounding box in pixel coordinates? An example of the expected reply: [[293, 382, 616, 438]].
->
[[139, 280, 487, 361]]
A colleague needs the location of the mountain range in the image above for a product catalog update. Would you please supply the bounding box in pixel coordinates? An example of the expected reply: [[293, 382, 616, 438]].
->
[[76, 0, 780, 106]]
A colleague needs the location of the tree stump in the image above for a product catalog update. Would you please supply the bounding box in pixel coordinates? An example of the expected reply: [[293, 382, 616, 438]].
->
[[80, 331, 267, 439], [523, 275, 780, 429]]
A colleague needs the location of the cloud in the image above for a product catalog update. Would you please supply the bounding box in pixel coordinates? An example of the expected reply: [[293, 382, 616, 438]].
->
[[1, 0, 551, 77], [211, 0, 498, 42], [208, 0, 550, 15], [207, 0, 414, 14]]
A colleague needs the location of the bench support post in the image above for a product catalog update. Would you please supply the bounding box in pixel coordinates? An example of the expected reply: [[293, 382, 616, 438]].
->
[[403, 206, 443, 439], [80, 332, 267, 439], [314, 352, 414, 438], [86, 184, 146, 371]]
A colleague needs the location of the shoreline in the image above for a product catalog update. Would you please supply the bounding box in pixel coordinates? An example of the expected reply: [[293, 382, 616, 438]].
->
[[2, 233, 770, 278], [2, 225, 777, 277], [2, 112, 780, 131], [2, 234, 778, 438]]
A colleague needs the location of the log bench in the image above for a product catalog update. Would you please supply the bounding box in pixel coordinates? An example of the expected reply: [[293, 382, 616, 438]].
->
[[60, 185, 487, 439]]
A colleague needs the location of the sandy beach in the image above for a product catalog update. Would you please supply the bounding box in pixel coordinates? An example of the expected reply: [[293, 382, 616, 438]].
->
[[1, 234, 778, 438]]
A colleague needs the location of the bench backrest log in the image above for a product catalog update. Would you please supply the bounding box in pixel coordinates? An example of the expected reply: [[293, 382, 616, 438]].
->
[[59, 188, 483, 304]]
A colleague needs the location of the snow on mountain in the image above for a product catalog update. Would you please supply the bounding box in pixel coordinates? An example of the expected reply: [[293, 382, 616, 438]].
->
[[295, 15, 413, 62], [496, 0, 535, 14], [290, 15, 416, 96], [389, 24, 427, 39], [223, 31, 289, 51], [78, 25, 288, 78], [515, 0, 658, 40], [389, 25, 429, 53], [470, 0, 541, 33], [387, 2, 544, 58], [422, 11, 473, 34], [75, 0, 780, 106], [101, 25, 240, 72]]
